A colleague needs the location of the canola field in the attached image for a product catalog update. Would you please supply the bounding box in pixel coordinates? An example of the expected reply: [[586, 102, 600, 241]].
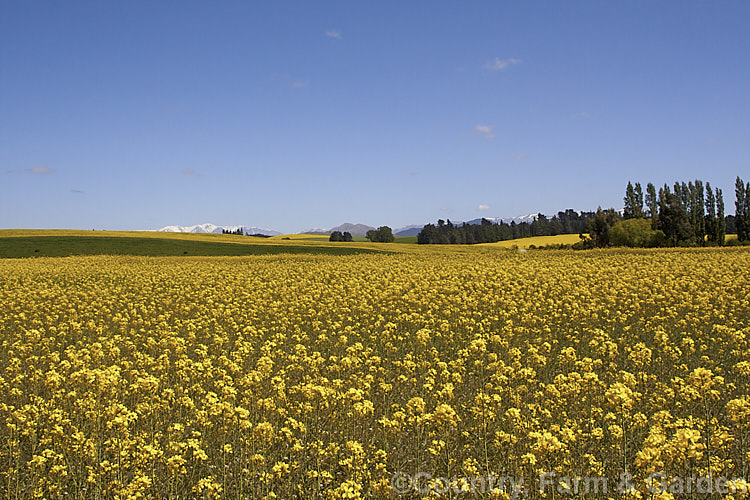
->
[[1, 247, 750, 498]]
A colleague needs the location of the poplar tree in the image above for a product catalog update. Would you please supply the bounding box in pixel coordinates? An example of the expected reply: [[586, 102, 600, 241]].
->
[[736, 177, 748, 241], [645, 182, 658, 227], [624, 181, 644, 219], [691, 180, 705, 245], [634, 182, 644, 218], [705, 182, 716, 243], [716, 187, 726, 245], [624, 182, 637, 219]]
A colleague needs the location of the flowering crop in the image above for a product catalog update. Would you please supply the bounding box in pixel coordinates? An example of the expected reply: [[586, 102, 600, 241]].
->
[[1, 248, 749, 498]]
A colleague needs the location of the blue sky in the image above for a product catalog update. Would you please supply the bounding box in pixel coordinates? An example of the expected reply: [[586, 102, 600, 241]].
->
[[1, 1, 748, 232]]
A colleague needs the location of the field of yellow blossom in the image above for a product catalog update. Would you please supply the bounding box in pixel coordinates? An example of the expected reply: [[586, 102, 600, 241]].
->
[[1, 245, 749, 498]]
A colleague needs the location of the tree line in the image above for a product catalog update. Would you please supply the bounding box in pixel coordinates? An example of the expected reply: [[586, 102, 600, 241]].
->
[[417, 176, 750, 247], [329, 231, 353, 242], [221, 228, 271, 238], [586, 176, 749, 248], [329, 227, 395, 243], [417, 210, 594, 244]]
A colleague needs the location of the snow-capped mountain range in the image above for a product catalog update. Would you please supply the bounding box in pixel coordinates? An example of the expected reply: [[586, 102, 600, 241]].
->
[[158, 223, 281, 236], [157, 214, 541, 238], [303, 223, 376, 237], [392, 214, 541, 236], [463, 213, 540, 225]]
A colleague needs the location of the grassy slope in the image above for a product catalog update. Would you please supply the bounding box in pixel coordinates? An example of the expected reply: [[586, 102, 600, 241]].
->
[[270, 234, 417, 244], [0, 231, 386, 258], [6, 230, 730, 258], [269, 234, 330, 241], [269, 234, 417, 244], [393, 236, 417, 244], [477, 234, 583, 248], [480, 233, 740, 248]]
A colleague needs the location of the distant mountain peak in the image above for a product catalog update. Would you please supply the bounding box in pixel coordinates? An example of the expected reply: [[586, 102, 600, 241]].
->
[[394, 224, 425, 237], [392, 215, 543, 236], [303, 223, 375, 237], [463, 213, 540, 226], [157, 223, 281, 236]]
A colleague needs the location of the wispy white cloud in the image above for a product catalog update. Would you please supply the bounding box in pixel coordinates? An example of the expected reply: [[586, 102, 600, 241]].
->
[[513, 154, 527, 160], [324, 30, 342, 39], [483, 57, 522, 71], [475, 124, 496, 139], [181, 168, 196, 175], [27, 166, 55, 175], [5, 165, 56, 176], [272, 73, 309, 89], [477, 204, 490, 212]]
